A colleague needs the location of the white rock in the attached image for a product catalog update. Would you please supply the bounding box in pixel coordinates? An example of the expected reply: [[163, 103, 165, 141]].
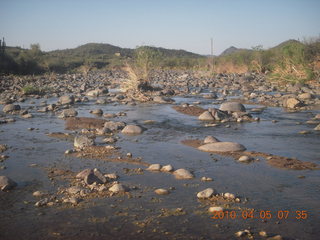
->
[[121, 125, 143, 135], [198, 111, 214, 121], [109, 183, 128, 193], [154, 188, 169, 195], [197, 188, 214, 199], [238, 156, 251, 162], [146, 164, 162, 171], [173, 169, 194, 179], [198, 142, 246, 152], [161, 164, 173, 172], [224, 192, 236, 199], [208, 206, 224, 213]]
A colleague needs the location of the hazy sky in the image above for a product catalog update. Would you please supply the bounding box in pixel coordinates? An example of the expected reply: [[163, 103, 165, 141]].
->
[[1, 0, 319, 55]]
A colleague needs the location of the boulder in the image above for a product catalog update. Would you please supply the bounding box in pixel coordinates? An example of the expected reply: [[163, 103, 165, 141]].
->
[[104, 121, 126, 131], [153, 96, 174, 103], [74, 135, 95, 149], [121, 125, 143, 135], [198, 142, 246, 152], [298, 92, 313, 100], [161, 164, 174, 172], [84, 169, 107, 185], [173, 169, 194, 179], [219, 102, 246, 112], [76, 168, 93, 179], [2, 104, 21, 113], [314, 124, 320, 131], [155, 188, 169, 195], [0, 176, 17, 191], [198, 111, 214, 121]]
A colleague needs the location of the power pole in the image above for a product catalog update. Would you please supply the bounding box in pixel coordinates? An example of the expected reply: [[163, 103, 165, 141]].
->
[[210, 38, 214, 73]]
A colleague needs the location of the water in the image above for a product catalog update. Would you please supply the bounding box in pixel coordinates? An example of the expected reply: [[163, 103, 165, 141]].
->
[[0, 94, 319, 240]]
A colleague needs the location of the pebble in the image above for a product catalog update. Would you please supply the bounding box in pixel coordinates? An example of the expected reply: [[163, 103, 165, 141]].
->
[[224, 192, 236, 199], [208, 206, 223, 213], [154, 188, 169, 195], [201, 177, 213, 181], [32, 191, 45, 197], [238, 155, 252, 162]]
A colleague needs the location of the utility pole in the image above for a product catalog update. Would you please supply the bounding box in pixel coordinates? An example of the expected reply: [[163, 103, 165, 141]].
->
[[210, 38, 214, 73]]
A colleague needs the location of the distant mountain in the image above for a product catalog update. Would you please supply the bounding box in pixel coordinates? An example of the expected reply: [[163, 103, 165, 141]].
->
[[47, 43, 202, 59], [219, 46, 251, 56]]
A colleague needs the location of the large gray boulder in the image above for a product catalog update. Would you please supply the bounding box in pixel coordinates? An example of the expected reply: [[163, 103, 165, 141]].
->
[[197, 188, 215, 199], [58, 109, 78, 118], [104, 121, 126, 131], [198, 142, 246, 152], [219, 102, 246, 112], [0, 176, 17, 191], [74, 135, 95, 149]]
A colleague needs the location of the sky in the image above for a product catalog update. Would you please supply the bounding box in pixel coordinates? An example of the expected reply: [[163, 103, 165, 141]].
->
[[1, 0, 319, 55]]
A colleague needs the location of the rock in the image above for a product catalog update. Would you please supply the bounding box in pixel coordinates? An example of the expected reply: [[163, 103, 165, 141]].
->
[[153, 96, 174, 103], [155, 188, 169, 195], [33, 191, 45, 197], [197, 188, 214, 199], [104, 173, 118, 180], [0, 144, 8, 153], [59, 109, 78, 118], [173, 168, 194, 179], [201, 177, 213, 181], [103, 113, 117, 118], [284, 98, 303, 108], [67, 186, 84, 195], [267, 235, 283, 240], [198, 111, 214, 121], [59, 95, 74, 105], [238, 155, 252, 162], [121, 125, 143, 135], [109, 183, 128, 193], [35, 198, 49, 207], [161, 164, 174, 172], [204, 136, 220, 144], [219, 102, 246, 112], [86, 89, 108, 97], [22, 113, 33, 118], [198, 142, 246, 152], [76, 168, 93, 179], [104, 121, 126, 131], [84, 169, 107, 185], [2, 104, 21, 113], [74, 135, 95, 149], [0, 176, 17, 191], [208, 206, 223, 213], [63, 197, 80, 204], [259, 231, 268, 237], [314, 124, 320, 131], [102, 137, 117, 143], [224, 192, 236, 199], [147, 164, 162, 171], [298, 92, 313, 100], [90, 109, 103, 115], [203, 93, 217, 99]]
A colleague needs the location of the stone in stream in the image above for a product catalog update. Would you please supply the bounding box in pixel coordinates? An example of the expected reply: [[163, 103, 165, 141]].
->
[[2, 104, 21, 113], [314, 124, 320, 131], [201, 177, 213, 182], [161, 164, 174, 172], [32, 191, 46, 197], [173, 169, 194, 179], [109, 183, 128, 193], [59, 95, 74, 105], [0, 145, 8, 153], [153, 96, 174, 103], [0, 176, 17, 191], [219, 102, 246, 112], [58, 109, 78, 118], [204, 136, 220, 144], [104, 173, 118, 180], [283, 98, 303, 109], [76, 168, 93, 179], [198, 142, 246, 152], [208, 206, 224, 213], [104, 121, 126, 131], [238, 155, 252, 162], [197, 188, 214, 199], [155, 188, 169, 195], [198, 111, 214, 121], [121, 125, 143, 135], [74, 135, 95, 149], [90, 109, 103, 115], [224, 192, 236, 199], [298, 92, 313, 100], [146, 164, 162, 171]]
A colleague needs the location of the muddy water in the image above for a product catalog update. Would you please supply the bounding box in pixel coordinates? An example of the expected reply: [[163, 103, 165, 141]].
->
[[0, 95, 319, 240]]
